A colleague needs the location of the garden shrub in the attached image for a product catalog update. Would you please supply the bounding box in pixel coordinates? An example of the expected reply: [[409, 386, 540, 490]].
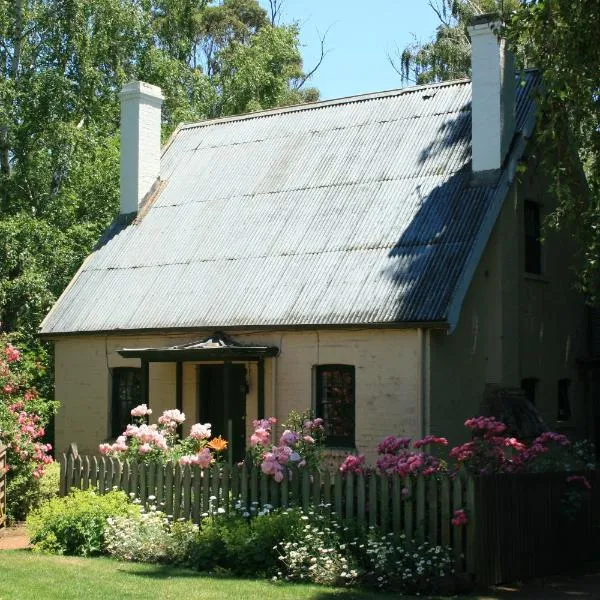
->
[[27, 489, 138, 556], [105, 510, 198, 564], [0, 334, 57, 522], [186, 505, 304, 576]]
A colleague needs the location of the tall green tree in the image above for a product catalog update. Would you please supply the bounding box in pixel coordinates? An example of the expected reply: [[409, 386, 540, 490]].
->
[[0, 0, 318, 386], [393, 1, 519, 84], [507, 1, 600, 303]]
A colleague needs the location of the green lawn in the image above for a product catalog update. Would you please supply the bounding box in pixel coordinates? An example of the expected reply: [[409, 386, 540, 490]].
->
[[0, 550, 440, 600]]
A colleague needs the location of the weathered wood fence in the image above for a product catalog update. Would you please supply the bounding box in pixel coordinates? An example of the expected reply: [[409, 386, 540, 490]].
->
[[59, 453, 474, 571], [59, 453, 598, 586], [0, 445, 6, 529]]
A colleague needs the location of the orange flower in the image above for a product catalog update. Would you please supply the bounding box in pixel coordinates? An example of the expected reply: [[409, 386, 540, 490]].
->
[[207, 436, 228, 452]]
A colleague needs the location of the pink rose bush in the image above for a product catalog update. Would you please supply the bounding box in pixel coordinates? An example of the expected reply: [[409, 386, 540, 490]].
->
[[338, 416, 594, 480], [99, 405, 226, 467], [339, 434, 448, 478], [0, 334, 57, 521], [449, 417, 576, 475], [248, 411, 325, 481]]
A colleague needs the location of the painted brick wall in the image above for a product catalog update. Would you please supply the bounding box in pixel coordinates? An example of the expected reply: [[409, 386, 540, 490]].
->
[[53, 329, 420, 461]]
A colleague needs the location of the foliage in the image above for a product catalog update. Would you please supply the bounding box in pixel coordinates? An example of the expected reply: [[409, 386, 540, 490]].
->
[[247, 411, 325, 481], [99, 404, 227, 466], [394, 0, 520, 85], [506, 1, 600, 303], [105, 509, 198, 564], [27, 489, 138, 556], [187, 499, 305, 576], [275, 507, 454, 594], [358, 532, 454, 593], [0, 0, 319, 395], [338, 416, 595, 477], [0, 334, 57, 521]]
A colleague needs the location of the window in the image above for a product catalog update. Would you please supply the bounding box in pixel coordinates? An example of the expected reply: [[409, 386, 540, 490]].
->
[[521, 377, 538, 407], [524, 201, 542, 274], [315, 365, 355, 448], [557, 379, 571, 421], [111, 368, 141, 438]]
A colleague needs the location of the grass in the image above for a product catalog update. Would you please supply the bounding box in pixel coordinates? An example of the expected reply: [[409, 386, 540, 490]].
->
[[0, 550, 441, 600]]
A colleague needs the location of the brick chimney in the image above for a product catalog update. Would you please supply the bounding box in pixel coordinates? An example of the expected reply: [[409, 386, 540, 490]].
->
[[468, 15, 516, 175], [119, 81, 164, 214]]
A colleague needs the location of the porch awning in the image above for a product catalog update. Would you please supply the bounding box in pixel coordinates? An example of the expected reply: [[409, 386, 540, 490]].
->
[[118, 332, 279, 362]]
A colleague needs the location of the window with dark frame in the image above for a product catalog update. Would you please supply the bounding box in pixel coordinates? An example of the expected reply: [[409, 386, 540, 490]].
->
[[524, 201, 542, 274], [111, 368, 142, 438], [521, 377, 538, 407], [315, 365, 355, 448], [557, 378, 571, 421]]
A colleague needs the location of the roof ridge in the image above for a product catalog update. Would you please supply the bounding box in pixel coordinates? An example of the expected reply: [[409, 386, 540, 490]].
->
[[178, 78, 473, 131]]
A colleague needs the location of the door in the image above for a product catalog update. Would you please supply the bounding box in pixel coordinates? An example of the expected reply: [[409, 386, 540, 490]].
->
[[197, 364, 247, 462]]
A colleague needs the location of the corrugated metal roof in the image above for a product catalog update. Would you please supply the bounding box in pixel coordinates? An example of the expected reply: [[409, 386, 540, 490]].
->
[[41, 73, 539, 334]]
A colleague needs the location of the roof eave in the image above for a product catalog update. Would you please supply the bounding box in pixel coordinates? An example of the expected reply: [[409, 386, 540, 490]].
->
[[39, 319, 450, 341]]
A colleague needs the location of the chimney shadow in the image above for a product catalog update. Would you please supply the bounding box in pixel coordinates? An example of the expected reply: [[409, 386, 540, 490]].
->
[[380, 101, 499, 323]]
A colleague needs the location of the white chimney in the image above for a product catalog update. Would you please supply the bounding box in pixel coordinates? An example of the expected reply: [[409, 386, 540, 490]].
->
[[468, 16, 515, 175], [119, 81, 164, 214]]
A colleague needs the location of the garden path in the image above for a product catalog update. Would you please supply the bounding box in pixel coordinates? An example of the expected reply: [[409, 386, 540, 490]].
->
[[0, 524, 29, 550]]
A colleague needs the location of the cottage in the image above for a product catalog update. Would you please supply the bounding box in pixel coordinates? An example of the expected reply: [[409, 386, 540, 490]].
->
[[40, 16, 590, 461]]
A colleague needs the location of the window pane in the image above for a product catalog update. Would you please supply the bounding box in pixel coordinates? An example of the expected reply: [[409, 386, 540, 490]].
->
[[112, 368, 141, 437], [316, 365, 355, 447], [524, 201, 541, 274]]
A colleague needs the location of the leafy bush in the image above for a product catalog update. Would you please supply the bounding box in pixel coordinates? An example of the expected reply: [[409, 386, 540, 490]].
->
[[105, 510, 197, 564], [186, 504, 304, 576], [26, 489, 138, 556], [359, 532, 454, 593]]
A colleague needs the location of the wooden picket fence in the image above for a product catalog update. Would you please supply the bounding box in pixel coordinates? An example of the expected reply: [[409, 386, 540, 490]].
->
[[0, 445, 6, 529], [59, 453, 598, 585], [59, 452, 474, 572]]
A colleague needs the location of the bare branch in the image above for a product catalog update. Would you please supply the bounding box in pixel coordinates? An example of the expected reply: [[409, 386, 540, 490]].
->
[[293, 25, 330, 90], [268, 0, 285, 26]]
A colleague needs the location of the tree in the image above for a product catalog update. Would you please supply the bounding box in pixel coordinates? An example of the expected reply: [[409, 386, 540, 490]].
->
[[506, 1, 600, 303], [0, 0, 319, 395], [393, 1, 519, 85]]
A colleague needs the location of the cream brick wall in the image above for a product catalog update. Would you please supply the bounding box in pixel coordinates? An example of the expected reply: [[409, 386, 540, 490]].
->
[[53, 329, 420, 461], [429, 150, 588, 446]]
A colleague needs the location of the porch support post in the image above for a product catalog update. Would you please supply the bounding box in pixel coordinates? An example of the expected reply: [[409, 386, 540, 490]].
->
[[176, 361, 183, 437], [141, 359, 149, 406], [258, 358, 265, 419], [223, 361, 232, 468]]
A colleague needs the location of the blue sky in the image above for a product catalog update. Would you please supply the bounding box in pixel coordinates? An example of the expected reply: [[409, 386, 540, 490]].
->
[[259, 1, 440, 100]]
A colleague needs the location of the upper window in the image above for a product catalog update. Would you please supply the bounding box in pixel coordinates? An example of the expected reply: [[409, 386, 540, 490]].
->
[[315, 365, 355, 448], [557, 379, 571, 421], [524, 201, 542, 274], [111, 368, 141, 438]]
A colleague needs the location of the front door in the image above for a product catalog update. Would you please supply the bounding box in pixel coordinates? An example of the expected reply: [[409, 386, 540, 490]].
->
[[197, 364, 247, 462]]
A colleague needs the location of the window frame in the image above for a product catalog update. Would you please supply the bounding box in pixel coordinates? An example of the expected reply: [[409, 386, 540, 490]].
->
[[314, 364, 355, 448], [110, 367, 142, 438]]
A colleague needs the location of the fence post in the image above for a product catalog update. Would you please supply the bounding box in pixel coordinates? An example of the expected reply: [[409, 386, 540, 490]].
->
[[0, 445, 6, 529]]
